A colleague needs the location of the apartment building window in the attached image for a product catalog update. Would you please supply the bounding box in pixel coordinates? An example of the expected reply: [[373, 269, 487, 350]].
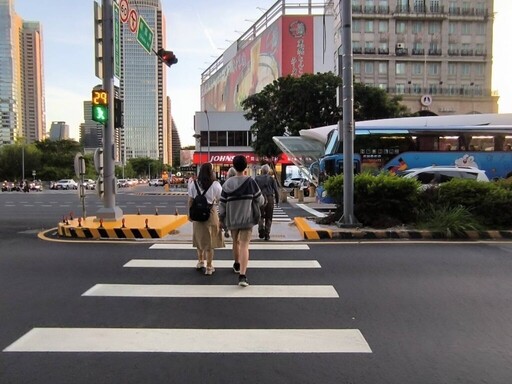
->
[[430, 0, 440, 12], [476, 23, 485, 35], [448, 84, 458, 95], [228, 131, 249, 146], [365, 21, 374, 33], [353, 20, 361, 33], [428, 63, 440, 76], [378, 83, 388, 91], [413, 83, 422, 94], [462, 2, 470, 14], [428, 83, 439, 95], [428, 21, 441, 34], [378, 20, 388, 33], [364, 62, 374, 74], [396, 84, 406, 94], [474, 63, 484, 76], [378, 62, 388, 74], [412, 63, 423, 75], [448, 22, 456, 34], [354, 61, 361, 74], [414, 0, 426, 13], [395, 62, 406, 75], [412, 21, 423, 34], [396, 21, 406, 34], [448, 63, 457, 76], [461, 63, 470, 77], [461, 22, 471, 35]]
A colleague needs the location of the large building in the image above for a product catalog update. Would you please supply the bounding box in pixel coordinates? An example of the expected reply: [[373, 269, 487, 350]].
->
[[0, 0, 45, 145], [48, 121, 69, 141], [197, 0, 498, 177], [331, 0, 497, 115], [119, 0, 170, 164]]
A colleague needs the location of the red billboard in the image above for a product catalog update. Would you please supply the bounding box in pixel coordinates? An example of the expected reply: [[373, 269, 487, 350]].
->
[[281, 15, 314, 77]]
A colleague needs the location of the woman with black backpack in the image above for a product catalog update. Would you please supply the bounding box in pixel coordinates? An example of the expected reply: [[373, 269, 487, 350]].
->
[[187, 162, 224, 275]]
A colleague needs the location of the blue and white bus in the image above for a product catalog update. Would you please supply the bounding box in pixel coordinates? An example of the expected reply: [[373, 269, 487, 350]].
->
[[308, 113, 512, 181]]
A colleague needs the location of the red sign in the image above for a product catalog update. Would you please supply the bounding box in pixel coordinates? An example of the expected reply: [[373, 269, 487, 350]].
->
[[281, 16, 314, 77], [193, 152, 288, 165], [129, 9, 138, 33], [119, 0, 129, 23]]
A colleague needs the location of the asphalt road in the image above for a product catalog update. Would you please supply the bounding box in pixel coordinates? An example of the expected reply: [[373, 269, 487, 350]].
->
[[1, 186, 512, 383]]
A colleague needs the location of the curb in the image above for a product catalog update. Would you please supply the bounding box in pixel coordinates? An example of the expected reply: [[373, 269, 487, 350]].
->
[[294, 217, 333, 240]]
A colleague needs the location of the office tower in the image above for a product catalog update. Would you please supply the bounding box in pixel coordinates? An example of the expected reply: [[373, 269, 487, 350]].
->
[[0, 0, 45, 146], [120, 0, 169, 163], [48, 121, 69, 141]]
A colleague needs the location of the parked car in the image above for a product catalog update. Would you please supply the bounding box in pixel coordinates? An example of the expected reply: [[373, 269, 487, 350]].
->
[[54, 179, 78, 190], [402, 166, 489, 189], [29, 180, 43, 191], [284, 177, 304, 188]]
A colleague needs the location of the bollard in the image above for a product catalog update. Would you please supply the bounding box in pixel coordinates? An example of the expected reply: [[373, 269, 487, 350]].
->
[[297, 189, 304, 203], [137, 208, 141, 215], [62, 215, 66, 223], [145, 218, 149, 229], [155, 207, 159, 215], [69, 211, 74, 220], [121, 218, 126, 228], [175, 208, 178, 216], [99, 218, 104, 228], [77, 217, 82, 227]]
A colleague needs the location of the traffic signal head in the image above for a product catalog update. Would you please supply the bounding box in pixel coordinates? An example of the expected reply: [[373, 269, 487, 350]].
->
[[91, 89, 109, 124], [158, 48, 178, 67]]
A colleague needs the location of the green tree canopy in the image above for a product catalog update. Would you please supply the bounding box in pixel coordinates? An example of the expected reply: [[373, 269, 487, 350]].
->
[[241, 72, 410, 159]]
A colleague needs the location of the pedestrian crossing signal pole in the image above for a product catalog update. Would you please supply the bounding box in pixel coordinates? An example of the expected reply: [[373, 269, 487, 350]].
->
[[96, 0, 123, 221]]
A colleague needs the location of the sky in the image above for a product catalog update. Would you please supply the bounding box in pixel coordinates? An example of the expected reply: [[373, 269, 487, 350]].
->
[[13, 0, 512, 148]]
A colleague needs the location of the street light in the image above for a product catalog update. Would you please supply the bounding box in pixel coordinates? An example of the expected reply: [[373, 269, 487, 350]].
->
[[204, 110, 210, 162], [193, 133, 202, 167]]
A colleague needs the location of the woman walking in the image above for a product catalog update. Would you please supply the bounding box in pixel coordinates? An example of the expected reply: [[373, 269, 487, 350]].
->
[[187, 163, 224, 275]]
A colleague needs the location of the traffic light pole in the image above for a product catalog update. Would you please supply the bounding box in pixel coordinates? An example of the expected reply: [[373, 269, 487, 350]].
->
[[97, 0, 123, 221]]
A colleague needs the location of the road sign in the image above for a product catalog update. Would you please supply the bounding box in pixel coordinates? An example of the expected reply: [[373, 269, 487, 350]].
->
[[119, 0, 129, 23], [137, 16, 154, 54], [113, 2, 121, 78], [129, 9, 138, 33]]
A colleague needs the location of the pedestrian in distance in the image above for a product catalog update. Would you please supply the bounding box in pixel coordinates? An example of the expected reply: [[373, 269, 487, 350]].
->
[[219, 155, 265, 287], [187, 162, 224, 275], [255, 164, 280, 241]]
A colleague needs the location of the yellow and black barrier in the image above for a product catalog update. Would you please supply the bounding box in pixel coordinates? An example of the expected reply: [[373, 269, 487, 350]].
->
[[57, 214, 188, 239]]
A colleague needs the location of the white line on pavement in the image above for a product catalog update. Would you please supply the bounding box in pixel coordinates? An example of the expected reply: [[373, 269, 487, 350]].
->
[[3, 328, 371, 353], [82, 284, 339, 298], [124, 259, 321, 269], [149, 243, 310, 250]]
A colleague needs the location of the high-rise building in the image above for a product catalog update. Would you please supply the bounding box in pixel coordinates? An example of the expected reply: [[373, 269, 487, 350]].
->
[[79, 100, 103, 153], [0, 0, 45, 146], [48, 121, 69, 141], [120, 0, 170, 163]]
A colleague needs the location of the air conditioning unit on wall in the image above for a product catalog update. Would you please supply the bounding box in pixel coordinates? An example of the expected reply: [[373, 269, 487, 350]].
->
[[396, 43, 405, 49]]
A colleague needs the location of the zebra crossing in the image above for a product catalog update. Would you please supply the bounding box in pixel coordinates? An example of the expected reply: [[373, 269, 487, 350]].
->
[[3, 242, 372, 354]]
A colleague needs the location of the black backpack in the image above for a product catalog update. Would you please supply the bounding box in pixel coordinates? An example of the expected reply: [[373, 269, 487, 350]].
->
[[189, 181, 211, 222]]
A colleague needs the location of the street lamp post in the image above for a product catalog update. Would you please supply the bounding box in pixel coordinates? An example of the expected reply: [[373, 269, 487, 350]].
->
[[204, 110, 210, 162]]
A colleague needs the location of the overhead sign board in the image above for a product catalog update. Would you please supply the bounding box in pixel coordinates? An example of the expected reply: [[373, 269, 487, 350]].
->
[[137, 16, 154, 54], [113, 2, 121, 78]]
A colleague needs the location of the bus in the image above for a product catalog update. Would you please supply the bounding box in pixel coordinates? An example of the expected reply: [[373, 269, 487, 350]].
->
[[309, 113, 512, 182]]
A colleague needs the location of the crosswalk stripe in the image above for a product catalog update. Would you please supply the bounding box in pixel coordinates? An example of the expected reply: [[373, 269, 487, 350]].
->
[[3, 328, 372, 353], [124, 259, 321, 268], [149, 243, 310, 250], [82, 284, 339, 298]]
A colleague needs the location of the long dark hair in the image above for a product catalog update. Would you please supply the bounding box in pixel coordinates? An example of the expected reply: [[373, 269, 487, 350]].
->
[[197, 163, 215, 191]]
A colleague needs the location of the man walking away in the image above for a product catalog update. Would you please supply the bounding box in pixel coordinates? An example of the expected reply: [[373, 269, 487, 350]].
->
[[219, 155, 265, 287], [255, 164, 280, 241]]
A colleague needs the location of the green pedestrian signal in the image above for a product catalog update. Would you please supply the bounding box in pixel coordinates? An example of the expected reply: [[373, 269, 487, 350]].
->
[[91, 89, 109, 124], [92, 104, 108, 123]]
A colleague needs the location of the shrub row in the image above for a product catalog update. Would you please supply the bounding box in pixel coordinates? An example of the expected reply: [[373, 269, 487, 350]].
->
[[322, 173, 512, 229]]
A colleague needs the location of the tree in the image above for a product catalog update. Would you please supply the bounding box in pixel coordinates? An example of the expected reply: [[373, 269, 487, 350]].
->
[[242, 72, 342, 159], [241, 72, 410, 159]]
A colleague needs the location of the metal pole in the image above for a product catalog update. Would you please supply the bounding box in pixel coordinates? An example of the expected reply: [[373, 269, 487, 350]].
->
[[97, 0, 122, 220], [337, 0, 359, 227], [205, 110, 210, 162]]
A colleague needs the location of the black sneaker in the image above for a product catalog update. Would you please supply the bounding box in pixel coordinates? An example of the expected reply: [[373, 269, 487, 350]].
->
[[238, 275, 249, 287], [258, 229, 265, 239], [264, 234, 270, 241], [232, 262, 240, 274]]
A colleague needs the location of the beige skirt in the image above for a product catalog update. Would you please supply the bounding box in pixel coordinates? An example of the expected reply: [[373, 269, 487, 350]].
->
[[192, 207, 225, 250]]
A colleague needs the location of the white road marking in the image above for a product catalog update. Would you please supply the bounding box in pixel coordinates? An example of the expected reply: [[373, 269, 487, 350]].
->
[[149, 243, 310, 250], [82, 284, 339, 298], [124, 259, 321, 269], [296, 204, 327, 218], [3, 328, 371, 353]]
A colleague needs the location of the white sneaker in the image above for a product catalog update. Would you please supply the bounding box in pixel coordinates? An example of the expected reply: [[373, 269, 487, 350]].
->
[[196, 261, 205, 270], [205, 266, 215, 275]]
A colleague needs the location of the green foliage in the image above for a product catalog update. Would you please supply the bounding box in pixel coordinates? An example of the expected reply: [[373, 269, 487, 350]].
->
[[323, 174, 344, 204], [416, 204, 483, 236], [353, 83, 411, 121]]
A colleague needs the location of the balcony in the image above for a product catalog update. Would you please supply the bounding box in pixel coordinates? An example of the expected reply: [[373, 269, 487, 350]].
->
[[395, 48, 408, 56], [364, 47, 376, 54], [461, 49, 474, 56], [378, 48, 389, 55], [448, 49, 460, 56], [428, 49, 442, 56], [412, 48, 425, 55], [353, 47, 363, 54]]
